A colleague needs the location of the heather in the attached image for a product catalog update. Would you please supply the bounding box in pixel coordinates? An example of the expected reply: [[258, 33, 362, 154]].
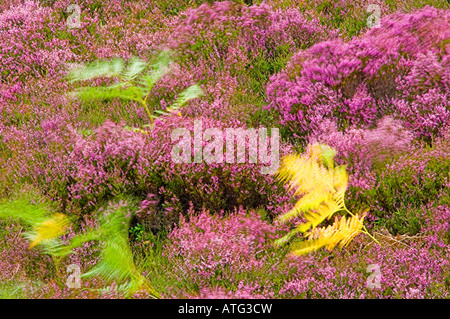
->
[[0, 0, 449, 300], [266, 5, 449, 145]]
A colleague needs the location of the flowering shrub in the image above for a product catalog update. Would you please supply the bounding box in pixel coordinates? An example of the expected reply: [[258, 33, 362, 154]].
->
[[151, 1, 333, 122], [3, 114, 293, 231], [278, 239, 450, 299], [190, 286, 268, 299], [0, 0, 174, 136], [148, 115, 292, 215], [0, 1, 74, 84], [361, 129, 450, 233], [266, 6, 450, 144], [163, 207, 281, 296], [161, 203, 450, 299], [0, 0, 449, 300], [310, 116, 414, 193]]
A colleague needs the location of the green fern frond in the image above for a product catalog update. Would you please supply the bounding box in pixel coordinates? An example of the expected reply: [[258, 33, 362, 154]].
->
[[51, 226, 102, 258], [68, 58, 125, 83], [167, 84, 204, 112], [274, 228, 301, 247], [76, 199, 159, 298], [319, 144, 336, 169], [123, 57, 148, 81], [81, 211, 135, 281], [67, 50, 202, 127], [0, 199, 70, 250], [139, 50, 171, 91], [70, 85, 141, 103], [0, 197, 159, 298], [0, 199, 49, 225]]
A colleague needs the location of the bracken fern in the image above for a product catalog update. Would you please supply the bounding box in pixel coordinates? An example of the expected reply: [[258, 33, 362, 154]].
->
[[0, 199, 70, 253], [275, 143, 379, 255], [67, 50, 203, 129], [0, 197, 159, 298]]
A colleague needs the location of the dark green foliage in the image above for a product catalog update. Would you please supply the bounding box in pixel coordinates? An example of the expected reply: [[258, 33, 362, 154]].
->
[[382, 206, 425, 236]]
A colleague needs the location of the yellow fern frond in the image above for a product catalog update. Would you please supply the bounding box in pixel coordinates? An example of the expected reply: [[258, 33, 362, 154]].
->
[[275, 143, 362, 253], [289, 237, 328, 256], [304, 213, 365, 252], [332, 165, 348, 190], [307, 143, 323, 163], [303, 195, 343, 228], [277, 155, 311, 192], [278, 191, 329, 223], [332, 165, 349, 205], [280, 157, 333, 196], [279, 185, 344, 229], [275, 143, 376, 255], [28, 213, 70, 249]]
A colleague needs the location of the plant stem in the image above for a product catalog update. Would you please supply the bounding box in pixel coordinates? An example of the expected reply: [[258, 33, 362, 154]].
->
[[343, 205, 381, 246], [140, 100, 153, 125]]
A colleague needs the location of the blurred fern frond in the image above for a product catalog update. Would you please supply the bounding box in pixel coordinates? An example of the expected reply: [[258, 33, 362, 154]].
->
[[68, 58, 125, 82], [79, 201, 159, 298], [275, 143, 377, 255], [0, 197, 159, 298], [0, 199, 70, 251], [290, 213, 365, 256], [276, 143, 348, 230], [67, 50, 203, 127], [26, 213, 69, 249]]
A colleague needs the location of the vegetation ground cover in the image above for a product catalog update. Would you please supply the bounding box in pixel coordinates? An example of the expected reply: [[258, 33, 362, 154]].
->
[[0, 0, 448, 299]]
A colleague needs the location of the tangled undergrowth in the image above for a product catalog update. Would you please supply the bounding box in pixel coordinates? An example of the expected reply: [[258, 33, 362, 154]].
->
[[0, 0, 448, 299]]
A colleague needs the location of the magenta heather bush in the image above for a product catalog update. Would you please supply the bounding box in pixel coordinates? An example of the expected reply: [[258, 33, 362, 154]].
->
[[45, 0, 171, 61], [278, 241, 450, 299], [0, 1, 333, 127], [190, 284, 269, 299], [147, 115, 293, 215], [347, 126, 450, 233], [0, 223, 52, 281], [3, 114, 292, 227], [2, 112, 80, 203], [310, 116, 414, 191], [0, 0, 171, 117], [162, 203, 449, 299], [364, 243, 450, 298], [66, 120, 155, 209], [0, 1, 75, 84], [266, 6, 450, 144], [150, 1, 333, 121], [279, 199, 449, 299], [168, 1, 331, 60], [419, 202, 450, 247], [163, 207, 280, 293]]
